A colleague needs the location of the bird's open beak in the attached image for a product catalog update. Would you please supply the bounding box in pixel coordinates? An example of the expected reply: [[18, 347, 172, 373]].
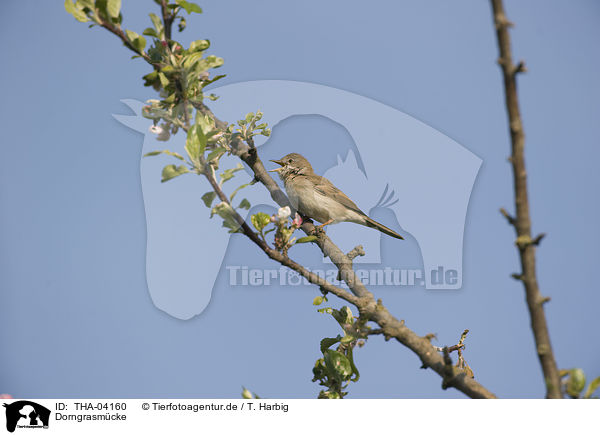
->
[[269, 159, 284, 172]]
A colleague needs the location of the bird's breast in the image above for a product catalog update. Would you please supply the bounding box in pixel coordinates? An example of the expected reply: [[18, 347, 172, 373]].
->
[[284, 177, 363, 224]]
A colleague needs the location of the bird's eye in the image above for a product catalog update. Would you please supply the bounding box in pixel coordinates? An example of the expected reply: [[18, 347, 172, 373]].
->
[[288, 159, 293, 163]]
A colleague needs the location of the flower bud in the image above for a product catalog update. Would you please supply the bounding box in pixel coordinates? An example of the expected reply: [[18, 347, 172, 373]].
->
[[277, 206, 291, 221]]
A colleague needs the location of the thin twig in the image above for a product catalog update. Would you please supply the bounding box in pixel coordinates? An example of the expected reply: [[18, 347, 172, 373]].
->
[[159, 0, 176, 40], [490, 0, 561, 398], [97, 19, 153, 64]]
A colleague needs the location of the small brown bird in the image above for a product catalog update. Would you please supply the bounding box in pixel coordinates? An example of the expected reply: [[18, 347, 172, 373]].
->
[[270, 153, 404, 240]]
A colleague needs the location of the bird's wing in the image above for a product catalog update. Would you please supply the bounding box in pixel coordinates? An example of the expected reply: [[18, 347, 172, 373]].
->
[[310, 175, 366, 217]]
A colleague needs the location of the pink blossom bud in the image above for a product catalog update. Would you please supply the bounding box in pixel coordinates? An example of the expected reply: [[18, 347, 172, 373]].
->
[[292, 213, 303, 227]]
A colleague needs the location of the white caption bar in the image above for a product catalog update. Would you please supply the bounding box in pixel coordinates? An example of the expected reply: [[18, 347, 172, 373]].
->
[[0, 399, 595, 435]]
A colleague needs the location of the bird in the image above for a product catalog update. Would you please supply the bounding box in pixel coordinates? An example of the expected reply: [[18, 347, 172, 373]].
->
[[269, 153, 404, 240]]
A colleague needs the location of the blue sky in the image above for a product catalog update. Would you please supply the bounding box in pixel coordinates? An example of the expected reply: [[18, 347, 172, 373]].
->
[[0, 1, 598, 398]]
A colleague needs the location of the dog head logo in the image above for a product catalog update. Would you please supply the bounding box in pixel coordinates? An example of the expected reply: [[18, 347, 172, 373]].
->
[[114, 80, 481, 319], [3, 401, 50, 432]]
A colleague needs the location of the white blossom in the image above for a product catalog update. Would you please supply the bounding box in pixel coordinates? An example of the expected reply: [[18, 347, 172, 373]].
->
[[149, 124, 171, 142], [277, 206, 291, 221]]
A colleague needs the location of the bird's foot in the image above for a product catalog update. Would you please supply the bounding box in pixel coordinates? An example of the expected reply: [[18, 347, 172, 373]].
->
[[300, 214, 313, 224], [315, 219, 334, 232]]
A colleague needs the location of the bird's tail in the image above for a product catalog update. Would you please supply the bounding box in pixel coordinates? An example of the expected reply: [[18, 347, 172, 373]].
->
[[364, 216, 404, 240]]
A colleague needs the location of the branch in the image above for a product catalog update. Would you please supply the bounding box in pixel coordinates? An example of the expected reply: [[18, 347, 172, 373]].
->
[[201, 161, 360, 306], [84, 4, 497, 399], [98, 19, 153, 64], [208, 111, 496, 398], [159, 0, 176, 40], [346, 245, 366, 261], [336, 245, 365, 282], [490, 0, 561, 398], [499, 207, 516, 226], [201, 103, 374, 300]]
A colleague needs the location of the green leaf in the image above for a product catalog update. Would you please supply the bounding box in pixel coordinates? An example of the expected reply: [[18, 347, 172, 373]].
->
[[185, 124, 207, 162], [318, 390, 341, 399], [583, 376, 600, 399], [324, 349, 353, 379], [190, 39, 210, 52], [143, 27, 158, 37], [95, 0, 107, 15], [125, 29, 146, 52], [245, 112, 254, 124], [320, 336, 341, 353], [295, 236, 318, 244], [203, 55, 224, 69], [182, 51, 203, 69], [221, 219, 242, 234], [149, 12, 161, 30], [143, 149, 185, 161], [566, 368, 586, 399], [238, 199, 251, 210], [340, 334, 356, 344], [211, 202, 241, 233], [125, 29, 137, 41], [142, 70, 158, 86], [201, 192, 216, 208], [149, 13, 164, 38], [158, 71, 169, 87], [177, 16, 186, 32], [251, 212, 271, 232], [220, 163, 244, 184], [207, 147, 226, 162], [195, 114, 215, 134], [202, 74, 226, 86], [175, 0, 202, 14], [331, 306, 354, 327], [144, 150, 163, 157], [346, 346, 360, 382], [161, 164, 189, 182], [134, 35, 146, 52], [78, 0, 95, 8], [313, 296, 324, 306], [64, 0, 89, 22], [229, 183, 250, 201], [163, 93, 176, 104], [106, 0, 121, 19]]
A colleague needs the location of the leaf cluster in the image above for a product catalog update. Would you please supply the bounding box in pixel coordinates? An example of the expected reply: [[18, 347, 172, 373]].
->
[[311, 305, 362, 399]]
